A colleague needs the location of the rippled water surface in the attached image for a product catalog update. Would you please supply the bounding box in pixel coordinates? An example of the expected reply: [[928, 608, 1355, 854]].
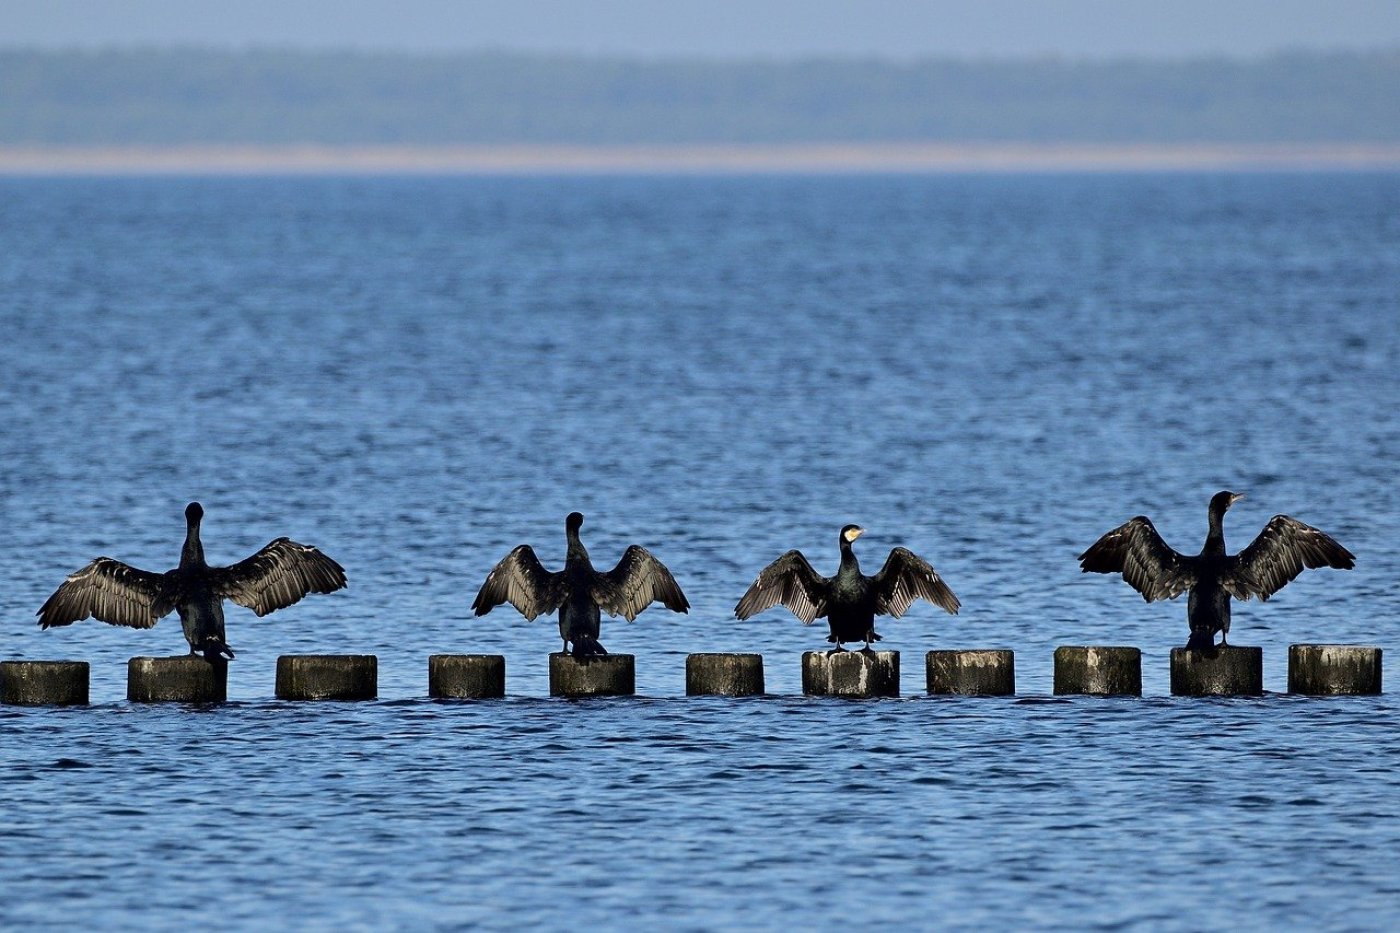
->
[[2, 174, 1398, 929]]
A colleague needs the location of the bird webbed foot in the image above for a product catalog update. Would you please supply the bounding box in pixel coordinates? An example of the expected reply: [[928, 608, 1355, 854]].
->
[[191, 643, 234, 662]]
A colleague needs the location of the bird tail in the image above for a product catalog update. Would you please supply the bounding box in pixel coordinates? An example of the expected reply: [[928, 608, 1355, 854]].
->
[[570, 637, 609, 660], [1185, 630, 1218, 657]]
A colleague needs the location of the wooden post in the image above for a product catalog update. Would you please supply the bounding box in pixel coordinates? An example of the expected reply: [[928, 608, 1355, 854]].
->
[[926, 650, 1015, 696], [1, 660, 89, 706], [802, 650, 899, 698], [1170, 646, 1263, 696], [686, 653, 765, 696], [549, 653, 635, 697], [1288, 645, 1381, 695], [428, 654, 506, 699], [1053, 646, 1141, 696], [276, 655, 377, 701], [128, 656, 227, 703]]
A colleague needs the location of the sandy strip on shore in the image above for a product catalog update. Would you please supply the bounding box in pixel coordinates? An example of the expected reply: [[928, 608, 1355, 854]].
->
[[2, 143, 1399, 174]]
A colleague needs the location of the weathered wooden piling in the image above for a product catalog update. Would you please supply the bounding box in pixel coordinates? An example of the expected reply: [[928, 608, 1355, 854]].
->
[[686, 653, 765, 696], [276, 654, 377, 701], [926, 649, 1015, 696], [1170, 646, 1263, 696], [1, 660, 89, 706], [1288, 645, 1382, 695], [1053, 646, 1142, 696], [128, 656, 227, 703], [428, 654, 506, 699], [802, 650, 899, 698], [549, 653, 635, 697]]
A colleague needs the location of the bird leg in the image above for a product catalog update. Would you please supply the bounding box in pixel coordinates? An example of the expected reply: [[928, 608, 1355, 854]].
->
[[562, 638, 569, 654], [826, 641, 848, 657]]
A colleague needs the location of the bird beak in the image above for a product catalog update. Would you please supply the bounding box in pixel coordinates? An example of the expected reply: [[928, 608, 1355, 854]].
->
[[852, 527, 865, 540], [1230, 493, 1245, 506]]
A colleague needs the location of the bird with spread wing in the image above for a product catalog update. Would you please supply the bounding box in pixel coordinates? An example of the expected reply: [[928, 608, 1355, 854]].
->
[[735, 524, 960, 652], [1079, 491, 1354, 653], [38, 502, 347, 660], [471, 512, 689, 658]]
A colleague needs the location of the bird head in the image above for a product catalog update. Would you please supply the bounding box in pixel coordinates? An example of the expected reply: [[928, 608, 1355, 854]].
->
[[840, 524, 865, 545], [1210, 491, 1244, 514], [185, 502, 204, 523], [566, 512, 585, 533]]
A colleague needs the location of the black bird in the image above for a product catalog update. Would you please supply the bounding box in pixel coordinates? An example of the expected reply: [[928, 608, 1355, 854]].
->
[[1078, 491, 1354, 653], [735, 524, 960, 651], [471, 512, 690, 658], [38, 502, 347, 660]]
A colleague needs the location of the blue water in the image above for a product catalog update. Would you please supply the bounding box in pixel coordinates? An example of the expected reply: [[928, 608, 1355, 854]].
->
[[2, 174, 1398, 929]]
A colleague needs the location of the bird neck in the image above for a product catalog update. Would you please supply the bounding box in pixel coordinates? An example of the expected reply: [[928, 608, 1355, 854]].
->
[[566, 528, 589, 563], [1204, 506, 1228, 555], [838, 539, 860, 574], [180, 517, 206, 568]]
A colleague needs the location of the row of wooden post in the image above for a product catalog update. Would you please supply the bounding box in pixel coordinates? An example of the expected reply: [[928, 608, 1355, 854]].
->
[[0, 644, 1382, 705]]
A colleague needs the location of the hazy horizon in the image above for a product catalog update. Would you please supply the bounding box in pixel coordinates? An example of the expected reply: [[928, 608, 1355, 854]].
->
[[4, 40, 1400, 64], [4, 47, 1396, 152], [3, 0, 1399, 59]]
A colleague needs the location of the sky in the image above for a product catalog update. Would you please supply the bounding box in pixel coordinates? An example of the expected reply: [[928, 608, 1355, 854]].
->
[[2, 0, 1399, 59]]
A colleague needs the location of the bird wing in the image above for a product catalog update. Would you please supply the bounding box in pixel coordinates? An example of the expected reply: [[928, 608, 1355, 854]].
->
[[734, 550, 829, 624], [871, 547, 961, 617], [1224, 515, 1356, 601], [596, 545, 690, 622], [471, 545, 562, 621], [1078, 516, 1195, 602], [37, 558, 178, 630], [208, 538, 348, 617]]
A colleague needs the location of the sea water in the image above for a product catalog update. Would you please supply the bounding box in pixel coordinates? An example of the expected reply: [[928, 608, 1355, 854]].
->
[[1, 174, 1398, 928]]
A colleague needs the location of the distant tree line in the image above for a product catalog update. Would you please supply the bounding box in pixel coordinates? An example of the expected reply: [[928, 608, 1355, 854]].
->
[[1, 47, 1396, 145]]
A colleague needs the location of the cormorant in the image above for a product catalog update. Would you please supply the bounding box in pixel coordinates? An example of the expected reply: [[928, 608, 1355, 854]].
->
[[1078, 491, 1354, 653], [471, 512, 689, 658], [734, 524, 960, 651], [37, 502, 347, 660]]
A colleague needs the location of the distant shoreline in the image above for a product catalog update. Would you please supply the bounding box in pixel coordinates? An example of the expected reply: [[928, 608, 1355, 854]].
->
[[2, 143, 1400, 175]]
